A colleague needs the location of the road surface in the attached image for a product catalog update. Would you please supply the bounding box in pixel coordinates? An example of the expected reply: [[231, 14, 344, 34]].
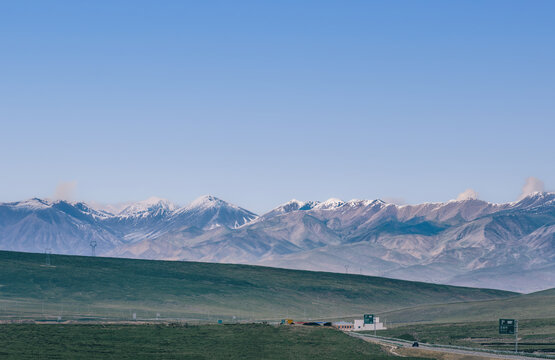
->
[[350, 332, 552, 360]]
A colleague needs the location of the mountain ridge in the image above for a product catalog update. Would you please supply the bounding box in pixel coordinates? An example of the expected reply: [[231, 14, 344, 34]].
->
[[0, 192, 553, 292]]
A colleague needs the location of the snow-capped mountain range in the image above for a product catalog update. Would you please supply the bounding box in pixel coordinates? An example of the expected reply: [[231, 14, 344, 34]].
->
[[1, 193, 554, 293]]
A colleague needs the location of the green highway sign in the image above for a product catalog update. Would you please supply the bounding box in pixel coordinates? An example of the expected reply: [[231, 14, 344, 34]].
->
[[364, 314, 374, 324], [499, 319, 516, 334]]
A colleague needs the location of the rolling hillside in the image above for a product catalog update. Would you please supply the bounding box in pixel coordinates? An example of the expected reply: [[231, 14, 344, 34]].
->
[[0, 250, 514, 322], [380, 287, 555, 323]]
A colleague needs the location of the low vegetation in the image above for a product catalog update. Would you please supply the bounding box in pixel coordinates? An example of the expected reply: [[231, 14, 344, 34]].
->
[[0, 323, 429, 360]]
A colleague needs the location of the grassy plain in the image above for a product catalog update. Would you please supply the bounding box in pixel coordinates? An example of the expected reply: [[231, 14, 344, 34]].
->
[[0, 323, 429, 360]]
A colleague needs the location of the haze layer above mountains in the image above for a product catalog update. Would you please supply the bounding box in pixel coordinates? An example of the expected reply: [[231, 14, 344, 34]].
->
[[1, 193, 553, 293]]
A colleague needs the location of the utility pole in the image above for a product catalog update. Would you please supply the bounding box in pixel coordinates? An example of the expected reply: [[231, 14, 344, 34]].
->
[[515, 320, 519, 353], [90, 241, 97, 257], [45, 248, 51, 266], [499, 318, 518, 352]]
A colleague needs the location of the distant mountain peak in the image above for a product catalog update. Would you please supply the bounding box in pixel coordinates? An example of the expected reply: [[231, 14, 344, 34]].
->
[[346, 199, 384, 207], [522, 191, 553, 200], [12, 198, 52, 210], [513, 191, 555, 209], [272, 199, 320, 213], [186, 195, 233, 210], [0, 197, 52, 210], [174, 195, 257, 229], [118, 197, 177, 217]]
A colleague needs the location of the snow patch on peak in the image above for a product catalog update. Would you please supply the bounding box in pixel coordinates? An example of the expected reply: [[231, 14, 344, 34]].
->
[[174, 195, 258, 229], [512, 191, 555, 209], [346, 199, 384, 207], [118, 197, 177, 217], [59, 201, 114, 219], [277, 199, 319, 212], [10, 198, 52, 210], [526, 191, 553, 199], [314, 198, 345, 210], [186, 195, 234, 211], [259, 199, 319, 218]]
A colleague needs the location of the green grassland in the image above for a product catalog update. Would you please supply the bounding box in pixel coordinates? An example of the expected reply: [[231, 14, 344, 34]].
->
[[0, 250, 514, 322], [380, 288, 555, 324], [376, 318, 555, 354], [0, 323, 429, 360]]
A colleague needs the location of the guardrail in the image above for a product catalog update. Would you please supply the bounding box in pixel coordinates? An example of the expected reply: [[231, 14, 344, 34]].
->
[[351, 333, 555, 360]]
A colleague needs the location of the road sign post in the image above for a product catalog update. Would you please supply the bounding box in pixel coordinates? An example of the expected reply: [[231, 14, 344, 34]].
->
[[499, 319, 518, 353], [364, 314, 376, 335], [515, 320, 518, 353]]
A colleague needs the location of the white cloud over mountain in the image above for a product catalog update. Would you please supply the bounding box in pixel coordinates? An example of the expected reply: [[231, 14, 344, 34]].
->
[[455, 189, 479, 201], [53, 181, 77, 201], [519, 176, 545, 200]]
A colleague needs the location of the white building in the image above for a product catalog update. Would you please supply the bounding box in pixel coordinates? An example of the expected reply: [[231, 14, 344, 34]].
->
[[353, 316, 386, 331]]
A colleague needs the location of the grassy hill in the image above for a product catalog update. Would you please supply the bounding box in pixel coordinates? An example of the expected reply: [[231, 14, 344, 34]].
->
[[380, 288, 555, 324], [0, 250, 515, 322]]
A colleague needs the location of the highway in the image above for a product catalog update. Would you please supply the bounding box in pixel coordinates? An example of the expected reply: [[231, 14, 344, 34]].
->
[[350, 332, 553, 360]]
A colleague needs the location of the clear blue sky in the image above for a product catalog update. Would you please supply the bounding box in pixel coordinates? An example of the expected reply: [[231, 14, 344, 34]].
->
[[1, 0, 554, 213]]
